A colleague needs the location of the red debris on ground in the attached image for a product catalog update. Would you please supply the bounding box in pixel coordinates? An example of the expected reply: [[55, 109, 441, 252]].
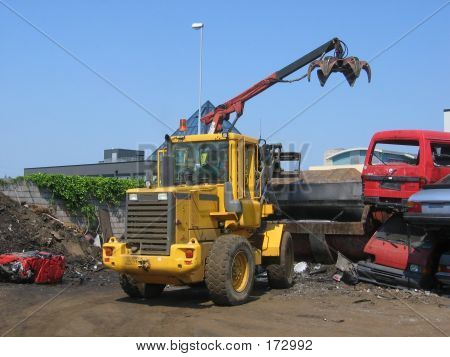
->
[[0, 251, 65, 283]]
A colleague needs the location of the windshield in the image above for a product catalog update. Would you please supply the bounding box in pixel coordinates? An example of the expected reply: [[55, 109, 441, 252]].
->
[[375, 214, 429, 248], [173, 141, 228, 185], [370, 140, 419, 166]]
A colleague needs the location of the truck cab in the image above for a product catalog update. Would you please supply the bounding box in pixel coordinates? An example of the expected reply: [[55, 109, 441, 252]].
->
[[362, 130, 450, 211]]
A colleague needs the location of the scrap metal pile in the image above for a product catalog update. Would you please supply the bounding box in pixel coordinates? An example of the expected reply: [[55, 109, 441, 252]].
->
[[0, 192, 101, 283]]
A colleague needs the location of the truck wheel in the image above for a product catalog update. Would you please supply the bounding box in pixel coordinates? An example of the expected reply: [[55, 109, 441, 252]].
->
[[119, 274, 165, 299], [205, 235, 255, 306], [267, 232, 294, 289]]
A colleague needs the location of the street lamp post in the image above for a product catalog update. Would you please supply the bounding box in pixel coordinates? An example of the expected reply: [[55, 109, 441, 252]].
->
[[192, 22, 204, 134]]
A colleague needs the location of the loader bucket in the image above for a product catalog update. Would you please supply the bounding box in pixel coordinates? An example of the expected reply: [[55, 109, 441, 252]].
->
[[307, 56, 371, 87]]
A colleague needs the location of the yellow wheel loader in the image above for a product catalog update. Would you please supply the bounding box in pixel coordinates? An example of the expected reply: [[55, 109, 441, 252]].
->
[[102, 37, 370, 305], [103, 133, 293, 305]]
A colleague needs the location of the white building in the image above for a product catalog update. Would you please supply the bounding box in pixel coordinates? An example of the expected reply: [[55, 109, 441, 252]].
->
[[309, 148, 367, 172]]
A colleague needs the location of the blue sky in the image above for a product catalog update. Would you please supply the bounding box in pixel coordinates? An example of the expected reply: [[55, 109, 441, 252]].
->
[[1, 0, 449, 177]]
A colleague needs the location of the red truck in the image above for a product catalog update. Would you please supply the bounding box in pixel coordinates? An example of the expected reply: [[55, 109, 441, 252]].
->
[[362, 130, 450, 211], [358, 130, 450, 289]]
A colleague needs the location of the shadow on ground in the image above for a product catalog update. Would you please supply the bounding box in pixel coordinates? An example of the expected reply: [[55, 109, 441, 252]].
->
[[115, 280, 271, 308]]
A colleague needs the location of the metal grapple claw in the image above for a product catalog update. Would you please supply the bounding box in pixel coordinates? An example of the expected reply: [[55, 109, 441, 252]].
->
[[307, 56, 339, 86], [307, 56, 371, 87], [340, 57, 371, 86]]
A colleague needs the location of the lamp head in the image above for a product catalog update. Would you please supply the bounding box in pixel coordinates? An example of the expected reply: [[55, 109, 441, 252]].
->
[[192, 22, 204, 29]]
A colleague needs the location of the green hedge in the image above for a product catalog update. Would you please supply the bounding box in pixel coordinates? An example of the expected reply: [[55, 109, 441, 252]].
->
[[25, 173, 144, 222], [0, 176, 25, 186]]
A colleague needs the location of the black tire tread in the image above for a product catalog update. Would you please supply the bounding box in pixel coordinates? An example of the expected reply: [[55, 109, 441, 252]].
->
[[205, 235, 254, 306], [143, 284, 165, 298], [267, 232, 294, 289], [119, 273, 143, 298], [120, 274, 165, 299], [267, 264, 290, 289]]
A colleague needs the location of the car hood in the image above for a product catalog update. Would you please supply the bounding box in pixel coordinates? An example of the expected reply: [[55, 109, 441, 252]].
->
[[409, 188, 450, 203]]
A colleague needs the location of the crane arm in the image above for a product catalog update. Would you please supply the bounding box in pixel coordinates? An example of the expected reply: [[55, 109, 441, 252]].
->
[[201, 38, 342, 134]]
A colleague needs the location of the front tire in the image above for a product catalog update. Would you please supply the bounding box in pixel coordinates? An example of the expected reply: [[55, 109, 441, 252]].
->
[[119, 274, 165, 299], [205, 235, 255, 306], [267, 232, 294, 289]]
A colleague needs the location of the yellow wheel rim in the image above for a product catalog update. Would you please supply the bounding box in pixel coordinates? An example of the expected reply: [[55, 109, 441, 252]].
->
[[231, 251, 249, 293]]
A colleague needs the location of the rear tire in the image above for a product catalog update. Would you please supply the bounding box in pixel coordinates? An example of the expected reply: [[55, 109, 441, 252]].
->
[[267, 232, 294, 289], [205, 235, 255, 306], [143, 284, 165, 298], [120, 274, 142, 298], [119, 274, 165, 299]]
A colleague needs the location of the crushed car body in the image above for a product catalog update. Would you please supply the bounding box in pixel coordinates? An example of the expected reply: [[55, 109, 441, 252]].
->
[[0, 251, 65, 284]]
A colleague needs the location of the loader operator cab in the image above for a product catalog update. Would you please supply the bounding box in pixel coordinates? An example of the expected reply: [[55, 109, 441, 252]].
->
[[162, 133, 260, 201]]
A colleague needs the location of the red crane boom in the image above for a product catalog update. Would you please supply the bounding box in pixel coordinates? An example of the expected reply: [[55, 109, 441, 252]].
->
[[200, 37, 370, 133]]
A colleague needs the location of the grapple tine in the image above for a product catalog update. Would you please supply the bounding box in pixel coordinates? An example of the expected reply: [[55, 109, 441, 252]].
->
[[319, 56, 339, 77], [307, 61, 321, 82], [361, 61, 371, 83], [308, 57, 340, 86], [342, 57, 362, 87], [342, 68, 358, 87], [316, 70, 328, 87], [342, 57, 362, 76]]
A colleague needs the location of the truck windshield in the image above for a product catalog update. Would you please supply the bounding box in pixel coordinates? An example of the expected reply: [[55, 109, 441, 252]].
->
[[173, 141, 228, 185], [370, 140, 419, 166], [375, 214, 429, 248]]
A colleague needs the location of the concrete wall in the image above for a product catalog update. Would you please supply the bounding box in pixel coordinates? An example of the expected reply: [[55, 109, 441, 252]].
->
[[0, 181, 126, 237]]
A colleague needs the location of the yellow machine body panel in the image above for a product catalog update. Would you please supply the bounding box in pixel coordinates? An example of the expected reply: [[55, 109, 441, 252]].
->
[[261, 223, 284, 257]]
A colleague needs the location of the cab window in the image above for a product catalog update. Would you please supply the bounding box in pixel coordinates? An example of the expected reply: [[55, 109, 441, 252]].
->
[[431, 143, 450, 166], [370, 140, 419, 166]]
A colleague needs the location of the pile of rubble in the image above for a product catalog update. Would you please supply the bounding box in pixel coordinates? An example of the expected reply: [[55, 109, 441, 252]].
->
[[0, 192, 102, 281], [274, 261, 447, 305]]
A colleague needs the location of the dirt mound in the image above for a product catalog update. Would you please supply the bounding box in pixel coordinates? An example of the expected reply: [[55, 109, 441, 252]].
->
[[0, 192, 101, 275], [271, 168, 362, 185]]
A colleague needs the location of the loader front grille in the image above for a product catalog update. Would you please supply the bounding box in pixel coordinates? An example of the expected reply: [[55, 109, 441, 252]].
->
[[125, 193, 174, 255]]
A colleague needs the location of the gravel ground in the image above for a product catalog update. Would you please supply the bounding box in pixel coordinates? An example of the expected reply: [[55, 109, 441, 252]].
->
[[1, 266, 449, 337]]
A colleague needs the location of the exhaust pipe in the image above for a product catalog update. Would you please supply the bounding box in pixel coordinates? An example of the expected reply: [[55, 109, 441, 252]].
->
[[161, 134, 174, 187]]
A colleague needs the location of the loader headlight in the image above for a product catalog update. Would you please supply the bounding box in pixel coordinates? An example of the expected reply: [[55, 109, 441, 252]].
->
[[158, 193, 168, 201], [409, 264, 421, 273], [129, 193, 138, 201]]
